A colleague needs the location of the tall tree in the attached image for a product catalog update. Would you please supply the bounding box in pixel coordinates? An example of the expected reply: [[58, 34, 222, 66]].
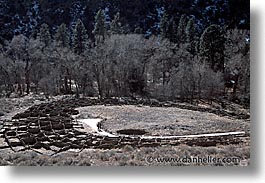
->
[[72, 19, 88, 54], [169, 19, 178, 43], [9, 35, 32, 95], [225, 28, 250, 99], [93, 9, 106, 42], [38, 23, 51, 47], [185, 16, 197, 55], [55, 23, 69, 48], [134, 26, 143, 34], [110, 12, 123, 34], [0, 35, 5, 46], [159, 11, 169, 39], [177, 14, 188, 45], [199, 24, 226, 72]]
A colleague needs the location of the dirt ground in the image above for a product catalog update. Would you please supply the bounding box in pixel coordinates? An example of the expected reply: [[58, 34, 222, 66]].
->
[[0, 96, 250, 166]]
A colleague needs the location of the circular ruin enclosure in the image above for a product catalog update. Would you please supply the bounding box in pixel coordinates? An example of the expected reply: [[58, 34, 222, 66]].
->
[[117, 129, 148, 135]]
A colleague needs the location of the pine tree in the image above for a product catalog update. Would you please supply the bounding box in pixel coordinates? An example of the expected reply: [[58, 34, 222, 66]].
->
[[177, 14, 188, 44], [185, 17, 197, 55], [0, 35, 4, 46], [199, 24, 226, 72], [110, 12, 123, 34], [30, 28, 38, 39], [93, 9, 106, 41], [169, 19, 178, 43], [38, 23, 51, 47], [134, 26, 143, 34], [122, 24, 131, 34], [160, 11, 169, 39], [55, 23, 69, 48], [72, 19, 88, 54]]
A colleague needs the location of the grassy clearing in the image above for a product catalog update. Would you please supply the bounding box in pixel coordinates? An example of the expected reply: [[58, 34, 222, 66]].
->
[[76, 105, 250, 136]]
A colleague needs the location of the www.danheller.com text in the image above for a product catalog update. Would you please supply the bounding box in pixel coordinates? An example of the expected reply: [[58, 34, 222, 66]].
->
[[145, 156, 242, 165]]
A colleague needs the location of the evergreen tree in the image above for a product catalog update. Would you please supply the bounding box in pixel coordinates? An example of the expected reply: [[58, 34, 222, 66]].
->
[[55, 23, 69, 48], [72, 19, 88, 54], [199, 24, 226, 72], [134, 26, 143, 34], [93, 9, 106, 41], [160, 11, 169, 39], [122, 24, 131, 34], [169, 19, 178, 43], [185, 17, 197, 55], [110, 12, 123, 34], [38, 23, 51, 47], [177, 14, 188, 45], [30, 28, 38, 39], [0, 35, 4, 46]]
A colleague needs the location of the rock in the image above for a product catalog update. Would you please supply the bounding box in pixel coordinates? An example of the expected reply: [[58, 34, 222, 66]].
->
[[21, 137, 37, 145], [17, 126, 28, 132], [50, 111, 59, 116], [28, 128, 40, 134], [6, 131, 16, 137], [59, 112, 70, 117], [62, 138, 71, 143], [41, 125, 52, 131], [64, 123, 73, 129], [69, 109, 79, 115], [57, 130, 66, 135], [12, 113, 26, 119], [9, 140, 23, 147], [32, 142, 43, 149], [51, 141, 67, 148], [0, 111, 4, 117], [39, 120, 51, 127], [36, 136, 49, 142], [52, 123, 64, 130], [117, 129, 147, 135], [42, 143, 52, 150]]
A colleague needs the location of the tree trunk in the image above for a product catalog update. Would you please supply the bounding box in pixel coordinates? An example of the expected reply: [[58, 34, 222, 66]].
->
[[232, 76, 239, 96], [25, 59, 30, 95], [25, 71, 30, 94], [95, 71, 103, 99], [75, 81, 80, 98], [64, 75, 69, 94]]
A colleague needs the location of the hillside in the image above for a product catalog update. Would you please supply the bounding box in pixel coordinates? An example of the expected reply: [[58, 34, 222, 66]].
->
[[0, 0, 250, 40]]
